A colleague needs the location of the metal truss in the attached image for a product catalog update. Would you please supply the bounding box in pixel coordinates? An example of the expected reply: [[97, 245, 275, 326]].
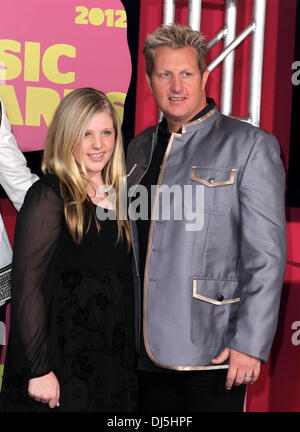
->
[[162, 0, 267, 127]]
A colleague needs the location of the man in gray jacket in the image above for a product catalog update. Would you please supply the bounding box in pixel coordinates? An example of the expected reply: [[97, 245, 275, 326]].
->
[[126, 24, 286, 411]]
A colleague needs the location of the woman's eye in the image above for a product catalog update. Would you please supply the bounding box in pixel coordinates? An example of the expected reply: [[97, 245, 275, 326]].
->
[[103, 130, 112, 136], [84, 132, 91, 137]]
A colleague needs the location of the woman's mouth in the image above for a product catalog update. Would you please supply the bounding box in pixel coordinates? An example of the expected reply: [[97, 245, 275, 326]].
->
[[88, 152, 104, 159]]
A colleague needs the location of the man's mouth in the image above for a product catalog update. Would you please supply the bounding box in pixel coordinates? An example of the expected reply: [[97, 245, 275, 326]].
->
[[169, 97, 185, 101]]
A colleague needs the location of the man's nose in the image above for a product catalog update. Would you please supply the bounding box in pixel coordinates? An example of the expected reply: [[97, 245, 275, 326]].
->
[[170, 75, 184, 93]]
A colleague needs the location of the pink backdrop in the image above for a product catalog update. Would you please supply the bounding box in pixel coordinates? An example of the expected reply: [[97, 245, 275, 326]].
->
[[0, 0, 131, 151]]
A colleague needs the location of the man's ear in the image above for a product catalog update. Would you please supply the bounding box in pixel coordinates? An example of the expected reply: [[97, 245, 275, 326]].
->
[[201, 69, 210, 90], [146, 74, 153, 93]]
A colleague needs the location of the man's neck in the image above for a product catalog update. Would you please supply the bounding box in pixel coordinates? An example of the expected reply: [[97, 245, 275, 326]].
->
[[164, 98, 215, 133], [167, 121, 183, 134]]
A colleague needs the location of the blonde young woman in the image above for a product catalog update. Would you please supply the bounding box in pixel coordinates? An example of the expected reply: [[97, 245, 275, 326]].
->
[[0, 88, 137, 412]]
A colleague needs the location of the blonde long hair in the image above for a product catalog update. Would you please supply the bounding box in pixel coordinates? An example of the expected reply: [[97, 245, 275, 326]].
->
[[42, 87, 131, 247]]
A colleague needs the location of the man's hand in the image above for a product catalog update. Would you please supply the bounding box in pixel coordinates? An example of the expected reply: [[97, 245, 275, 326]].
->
[[211, 348, 261, 390], [28, 371, 60, 408]]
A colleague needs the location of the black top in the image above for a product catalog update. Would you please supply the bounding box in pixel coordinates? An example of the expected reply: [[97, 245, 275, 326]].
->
[[0, 174, 137, 411]]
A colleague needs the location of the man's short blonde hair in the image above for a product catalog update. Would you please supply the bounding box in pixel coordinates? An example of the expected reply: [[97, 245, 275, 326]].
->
[[143, 24, 207, 77]]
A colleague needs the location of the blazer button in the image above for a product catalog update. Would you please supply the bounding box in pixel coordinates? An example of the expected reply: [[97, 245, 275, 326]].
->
[[217, 294, 224, 301]]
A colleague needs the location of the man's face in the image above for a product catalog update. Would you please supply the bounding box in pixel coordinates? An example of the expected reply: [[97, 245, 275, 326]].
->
[[148, 46, 209, 132]]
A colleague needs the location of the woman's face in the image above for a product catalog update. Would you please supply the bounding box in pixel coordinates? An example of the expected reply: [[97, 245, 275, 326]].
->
[[73, 111, 115, 182]]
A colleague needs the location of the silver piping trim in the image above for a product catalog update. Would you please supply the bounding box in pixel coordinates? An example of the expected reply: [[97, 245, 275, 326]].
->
[[193, 278, 240, 305]]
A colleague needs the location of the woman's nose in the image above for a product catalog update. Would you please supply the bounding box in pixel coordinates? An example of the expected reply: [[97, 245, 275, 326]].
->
[[91, 134, 101, 149]]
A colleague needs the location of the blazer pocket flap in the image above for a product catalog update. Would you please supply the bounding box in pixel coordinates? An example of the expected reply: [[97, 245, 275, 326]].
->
[[192, 278, 240, 305], [190, 166, 236, 187]]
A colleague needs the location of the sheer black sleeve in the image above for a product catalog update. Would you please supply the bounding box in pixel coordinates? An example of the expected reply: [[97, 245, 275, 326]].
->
[[10, 178, 63, 378]]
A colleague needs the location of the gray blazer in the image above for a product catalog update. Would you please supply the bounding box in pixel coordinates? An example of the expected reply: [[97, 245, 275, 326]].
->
[[126, 106, 287, 370]]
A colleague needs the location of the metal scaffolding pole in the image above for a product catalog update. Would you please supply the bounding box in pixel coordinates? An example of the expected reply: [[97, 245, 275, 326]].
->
[[163, 0, 176, 25], [188, 0, 202, 31], [248, 0, 267, 127], [207, 22, 255, 73], [207, 27, 227, 50], [160, 0, 176, 121], [221, 0, 238, 116]]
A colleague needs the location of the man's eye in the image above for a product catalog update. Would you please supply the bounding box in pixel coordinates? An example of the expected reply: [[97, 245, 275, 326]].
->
[[160, 72, 169, 77], [183, 72, 192, 76]]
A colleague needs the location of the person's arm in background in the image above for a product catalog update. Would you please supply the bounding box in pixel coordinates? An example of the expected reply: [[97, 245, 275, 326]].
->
[[0, 99, 39, 307], [0, 99, 39, 210]]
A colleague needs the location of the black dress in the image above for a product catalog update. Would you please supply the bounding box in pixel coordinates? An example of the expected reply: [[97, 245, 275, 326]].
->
[[0, 174, 137, 412]]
